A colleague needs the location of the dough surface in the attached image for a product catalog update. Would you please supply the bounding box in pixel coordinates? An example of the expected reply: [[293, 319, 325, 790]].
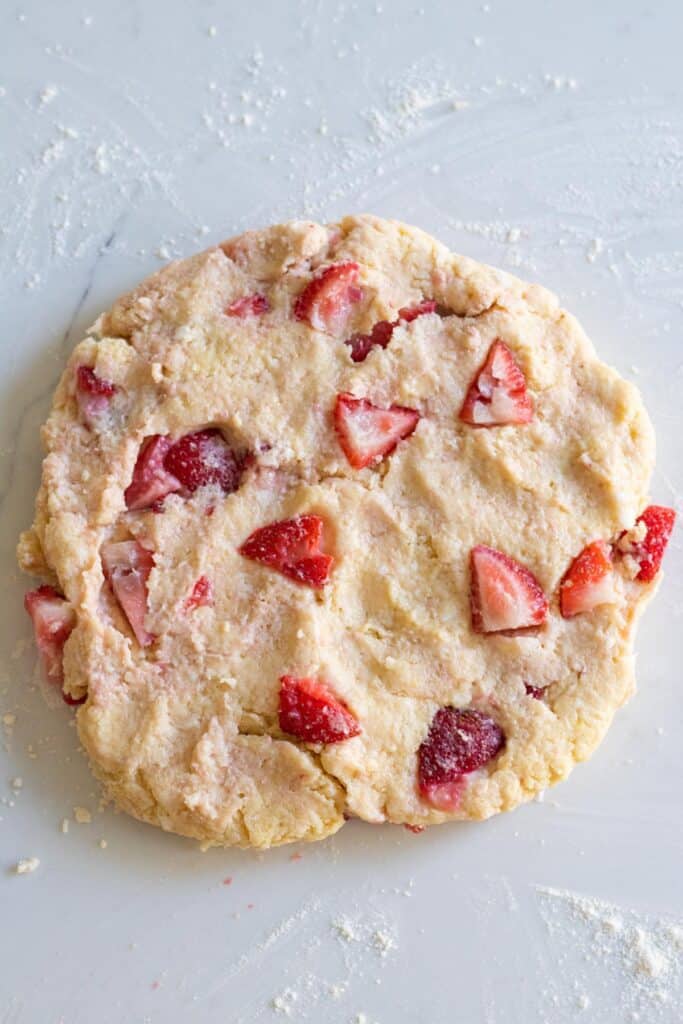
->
[[18, 215, 661, 848]]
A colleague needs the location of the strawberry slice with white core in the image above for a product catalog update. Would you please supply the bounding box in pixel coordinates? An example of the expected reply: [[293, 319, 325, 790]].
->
[[226, 293, 270, 318], [460, 339, 533, 426], [76, 365, 117, 426], [101, 541, 155, 646], [184, 575, 214, 611], [417, 707, 505, 811], [346, 299, 436, 362], [620, 505, 676, 583], [293, 262, 362, 334], [279, 675, 361, 744], [560, 539, 617, 618], [239, 515, 333, 588], [124, 435, 181, 511], [470, 545, 548, 633], [163, 429, 242, 496], [334, 393, 420, 469], [24, 585, 76, 685]]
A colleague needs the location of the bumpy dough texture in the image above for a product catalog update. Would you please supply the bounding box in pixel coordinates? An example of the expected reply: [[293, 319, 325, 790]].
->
[[18, 215, 657, 848]]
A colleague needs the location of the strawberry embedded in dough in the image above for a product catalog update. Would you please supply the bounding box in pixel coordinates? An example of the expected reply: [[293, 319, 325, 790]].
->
[[75, 365, 117, 426], [460, 339, 533, 426], [560, 539, 617, 618], [184, 575, 214, 611], [24, 585, 76, 686], [293, 262, 362, 334], [279, 675, 361, 744], [101, 541, 155, 646], [417, 707, 505, 811], [163, 429, 242, 496], [346, 299, 436, 363], [125, 430, 242, 511], [334, 393, 420, 469], [619, 505, 676, 583], [470, 545, 548, 633], [125, 435, 181, 511], [226, 293, 270, 318], [239, 514, 333, 589], [524, 683, 546, 700]]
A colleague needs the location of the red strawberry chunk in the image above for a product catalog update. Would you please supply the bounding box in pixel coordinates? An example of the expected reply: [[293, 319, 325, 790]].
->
[[125, 435, 181, 511], [621, 505, 676, 582], [293, 262, 362, 334], [226, 293, 270, 318], [460, 339, 533, 426], [163, 429, 242, 496], [184, 575, 214, 611], [346, 320, 394, 363], [239, 515, 333, 589], [417, 707, 505, 810], [397, 299, 437, 322], [24, 584, 76, 686], [76, 365, 117, 425], [125, 430, 242, 511], [279, 675, 360, 744], [101, 541, 155, 646], [524, 683, 546, 700], [470, 545, 548, 633], [560, 539, 617, 618], [345, 299, 436, 362], [334, 393, 420, 469]]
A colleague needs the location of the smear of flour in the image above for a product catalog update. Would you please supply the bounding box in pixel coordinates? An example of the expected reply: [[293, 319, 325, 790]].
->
[[536, 886, 683, 1023]]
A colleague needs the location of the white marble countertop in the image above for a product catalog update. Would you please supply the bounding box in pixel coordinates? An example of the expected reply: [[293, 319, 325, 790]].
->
[[2, 1, 682, 1021]]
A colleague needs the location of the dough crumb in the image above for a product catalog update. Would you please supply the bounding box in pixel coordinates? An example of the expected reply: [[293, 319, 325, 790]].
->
[[15, 856, 40, 874]]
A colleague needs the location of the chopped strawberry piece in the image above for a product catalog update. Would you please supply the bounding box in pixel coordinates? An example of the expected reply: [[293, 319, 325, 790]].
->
[[126, 430, 242, 511], [334, 393, 420, 469], [239, 515, 333, 589], [346, 299, 436, 362], [101, 541, 155, 646], [184, 575, 214, 611], [460, 339, 533, 427], [293, 262, 362, 334], [279, 675, 360, 744], [404, 823, 425, 834], [226, 293, 270, 318], [24, 584, 76, 686], [346, 320, 394, 362], [470, 545, 548, 633], [560, 540, 617, 618], [76, 365, 117, 425], [418, 707, 505, 810], [621, 505, 676, 583], [163, 429, 242, 496], [397, 299, 437, 322], [524, 683, 546, 700], [125, 435, 181, 511], [62, 691, 87, 707]]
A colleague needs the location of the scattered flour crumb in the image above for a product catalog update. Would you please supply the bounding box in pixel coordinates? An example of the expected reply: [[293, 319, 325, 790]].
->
[[587, 237, 604, 263], [99, 839, 108, 850], [372, 930, 396, 956], [39, 84, 58, 106], [73, 806, 92, 824], [11, 777, 23, 790], [61, 818, 69, 834], [15, 856, 40, 875]]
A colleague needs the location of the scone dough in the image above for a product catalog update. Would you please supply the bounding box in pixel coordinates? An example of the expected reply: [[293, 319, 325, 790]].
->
[[18, 215, 659, 848]]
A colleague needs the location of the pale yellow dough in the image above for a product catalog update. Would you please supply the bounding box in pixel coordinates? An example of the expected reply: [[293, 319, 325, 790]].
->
[[18, 215, 658, 848]]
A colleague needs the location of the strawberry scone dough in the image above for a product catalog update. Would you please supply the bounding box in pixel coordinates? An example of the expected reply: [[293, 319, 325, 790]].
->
[[18, 215, 675, 849]]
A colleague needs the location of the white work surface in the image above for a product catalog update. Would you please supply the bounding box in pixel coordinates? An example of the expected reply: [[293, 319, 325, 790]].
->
[[2, 2, 682, 1021]]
